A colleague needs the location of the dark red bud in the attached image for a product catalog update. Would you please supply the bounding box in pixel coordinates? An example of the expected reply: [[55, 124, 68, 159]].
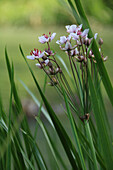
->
[[98, 38, 103, 45]]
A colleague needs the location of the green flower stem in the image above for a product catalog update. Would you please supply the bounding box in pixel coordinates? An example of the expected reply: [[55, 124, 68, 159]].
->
[[85, 121, 98, 170], [62, 86, 87, 170]]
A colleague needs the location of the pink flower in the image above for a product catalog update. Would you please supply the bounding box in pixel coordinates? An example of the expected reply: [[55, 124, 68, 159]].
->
[[71, 48, 79, 56], [70, 33, 79, 40], [66, 24, 83, 34], [65, 41, 72, 50], [27, 49, 45, 60], [38, 32, 56, 44], [50, 33, 56, 41], [65, 25, 77, 33], [56, 36, 67, 45], [81, 29, 89, 38], [39, 35, 49, 44], [76, 24, 82, 32], [56, 35, 71, 45]]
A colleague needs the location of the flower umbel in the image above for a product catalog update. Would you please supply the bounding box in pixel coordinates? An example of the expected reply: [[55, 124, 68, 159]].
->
[[27, 24, 107, 92]]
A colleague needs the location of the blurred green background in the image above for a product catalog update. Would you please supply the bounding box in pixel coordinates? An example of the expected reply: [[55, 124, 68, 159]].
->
[[0, 0, 113, 114]]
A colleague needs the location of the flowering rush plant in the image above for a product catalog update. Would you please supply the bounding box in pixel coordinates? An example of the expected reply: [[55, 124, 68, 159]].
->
[[25, 24, 113, 169], [27, 24, 107, 118]]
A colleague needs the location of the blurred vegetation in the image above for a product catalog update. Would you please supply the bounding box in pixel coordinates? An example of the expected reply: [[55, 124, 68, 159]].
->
[[0, 0, 113, 27], [0, 0, 73, 27]]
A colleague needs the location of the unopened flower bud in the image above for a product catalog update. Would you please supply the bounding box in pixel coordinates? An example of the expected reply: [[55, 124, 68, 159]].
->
[[84, 57, 87, 64], [75, 55, 84, 62], [49, 68, 55, 75], [83, 38, 87, 45], [55, 68, 59, 74], [80, 55, 84, 61], [99, 48, 101, 52], [59, 68, 62, 73], [93, 59, 96, 63], [98, 38, 103, 46], [48, 77, 58, 86], [88, 50, 92, 58], [42, 55, 47, 60], [87, 39, 92, 46], [48, 82, 54, 86], [102, 56, 108, 62], [48, 62, 53, 68], [52, 77, 58, 85], [92, 54, 95, 58]]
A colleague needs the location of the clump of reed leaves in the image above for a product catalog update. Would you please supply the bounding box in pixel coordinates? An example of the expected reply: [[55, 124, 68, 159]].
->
[[0, 0, 113, 169]]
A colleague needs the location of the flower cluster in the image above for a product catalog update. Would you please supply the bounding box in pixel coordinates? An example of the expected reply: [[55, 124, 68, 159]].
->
[[56, 24, 107, 63], [27, 24, 107, 86], [27, 32, 61, 85]]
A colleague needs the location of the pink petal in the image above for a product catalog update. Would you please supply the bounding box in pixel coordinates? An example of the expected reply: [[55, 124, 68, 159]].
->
[[56, 40, 60, 44], [39, 36, 48, 44], [70, 25, 77, 33], [70, 33, 79, 40], [60, 36, 67, 44], [67, 34, 72, 41], [50, 33, 56, 41], [45, 59, 49, 65], [76, 24, 82, 31], [81, 29, 89, 37], [65, 25, 70, 33], [36, 63, 42, 69], [27, 55, 35, 60], [75, 48, 79, 54], [65, 42, 72, 50], [38, 51, 45, 58], [94, 33, 98, 39]]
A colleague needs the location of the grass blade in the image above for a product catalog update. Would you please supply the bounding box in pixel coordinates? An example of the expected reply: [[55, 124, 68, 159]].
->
[[67, 0, 81, 24], [36, 117, 60, 169], [6, 64, 14, 170], [88, 69, 113, 169], [5, 48, 33, 160], [85, 122, 98, 170]]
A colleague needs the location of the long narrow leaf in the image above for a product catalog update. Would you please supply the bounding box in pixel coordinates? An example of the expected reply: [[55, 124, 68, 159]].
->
[[36, 117, 60, 169], [6, 64, 14, 170], [85, 122, 98, 170], [88, 69, 113, 169], [5, 48, 32, 160]]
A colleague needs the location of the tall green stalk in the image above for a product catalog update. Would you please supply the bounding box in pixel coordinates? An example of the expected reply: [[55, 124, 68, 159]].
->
[[85, 122, 98, 170]]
